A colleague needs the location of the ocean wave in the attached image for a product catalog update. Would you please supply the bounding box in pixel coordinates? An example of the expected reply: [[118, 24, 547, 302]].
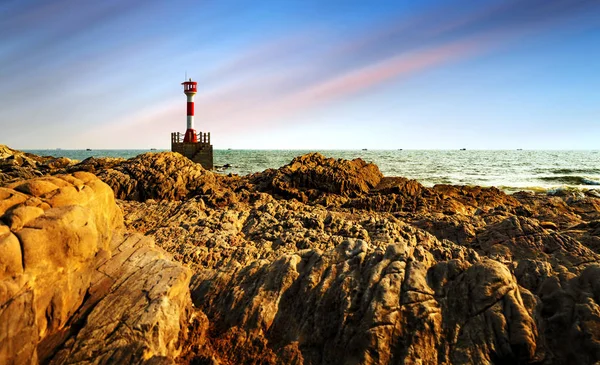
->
[[538, 176, 600, 186], [534, 168, 600, 175], [497, 185, 600, 197], [546, 187, 600, 198], [498, 186, 550, 194]]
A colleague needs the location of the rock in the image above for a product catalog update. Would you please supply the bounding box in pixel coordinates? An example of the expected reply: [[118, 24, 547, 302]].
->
[[2, 147, 600, 364], [47, 234, 196, 364], [0, 173, 124, 364], [252, 152, 382, 201], [40, 157, 74, 170], [475, 215, 599, 267], [0, 145, 77, 185], [587, 189, 600, 198], [440, 259, 538, 363], [0, 224, 23, 280], [67, 156, 125, 174], [540, 221, 559, 230], [0, 174, 199, 364], [71, 152, 218, 202], [0, 145, 20, 159], [373, 176, 424, 196], [116, 155, 600, 364]]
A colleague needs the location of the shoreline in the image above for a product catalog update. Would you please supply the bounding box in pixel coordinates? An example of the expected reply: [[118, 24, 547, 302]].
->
[[14, 147, 600, 195]]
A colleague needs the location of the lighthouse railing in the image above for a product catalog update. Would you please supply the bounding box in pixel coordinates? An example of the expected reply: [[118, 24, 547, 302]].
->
[[171, 132, 182, 144], [171, 131, 211, 145]]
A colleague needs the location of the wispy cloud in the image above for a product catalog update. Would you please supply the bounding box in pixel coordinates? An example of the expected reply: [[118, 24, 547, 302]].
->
[[2, 0, 599, 148], [179, 0, 600, 131]]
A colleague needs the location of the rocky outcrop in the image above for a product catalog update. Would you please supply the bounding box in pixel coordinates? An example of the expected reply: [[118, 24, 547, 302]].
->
[[68, 151, 384, 206], [3, 147, 600, 364], [116, 153, 600, 364], [68, 156, 126, 174], [70, 152, 218, 202], [0, 145, 76, 185], [47, 233, 196, 364], [252, 152, 383, 202], [0, 173, 197, 364]]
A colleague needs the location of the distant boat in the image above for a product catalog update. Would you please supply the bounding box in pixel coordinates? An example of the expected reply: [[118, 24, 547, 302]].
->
[[86, 148, 92, 151], [517, 149, 523, 151], [460, 148, 466, 151], [362, 148, 368, 151], [150, 148, 157, 151], [398, 149, 403, 151]]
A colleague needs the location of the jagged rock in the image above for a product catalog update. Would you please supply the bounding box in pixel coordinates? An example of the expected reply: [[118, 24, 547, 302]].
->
[[345, 180, 520, 216], [118, 165, 600, 364], [0, 145, 77, 185], [68, 156, 126, 174], [71, 152, 217, 201], [410, 213, 478, 245], [475, 215, 599, 268], [3, 146, 600, 364], [0, 173, 123, 364], [47, 234, 196, 364], [373, 176, 424, 196], [0, 173, 198, 365], [252, 152, 382, 201]]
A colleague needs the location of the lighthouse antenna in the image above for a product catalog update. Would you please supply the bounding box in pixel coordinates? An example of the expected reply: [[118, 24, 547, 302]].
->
[[185, 71, 187, 81]]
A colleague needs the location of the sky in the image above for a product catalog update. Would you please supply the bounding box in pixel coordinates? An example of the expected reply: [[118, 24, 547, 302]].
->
[[1, 0, 599, 150]]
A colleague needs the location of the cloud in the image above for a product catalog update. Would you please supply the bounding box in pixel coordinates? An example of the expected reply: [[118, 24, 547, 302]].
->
[[0, 0, 158, 82], [3, 0, 599, 148], [183, 0, 600, 131]]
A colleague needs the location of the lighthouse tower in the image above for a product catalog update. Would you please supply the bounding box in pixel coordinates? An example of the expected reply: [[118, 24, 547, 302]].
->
[[171, 78, 214, 169], [182, 79, 197, 143]]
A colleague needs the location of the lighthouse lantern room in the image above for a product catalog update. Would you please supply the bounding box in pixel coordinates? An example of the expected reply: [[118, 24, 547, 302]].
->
[[171, 78, 214, 169], [182, 79, 198, 143]]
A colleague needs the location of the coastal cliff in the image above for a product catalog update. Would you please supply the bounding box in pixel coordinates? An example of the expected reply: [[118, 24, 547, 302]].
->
[[1, 146, 600, 364]]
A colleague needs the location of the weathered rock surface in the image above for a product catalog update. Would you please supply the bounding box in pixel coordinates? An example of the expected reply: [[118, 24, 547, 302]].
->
[[115, 151, 600, 364], [0, 173, 198, 364], [71, 152, 217, 202], [47, 234, 196, 365], [69, 152, 383, 207], [0, 145, 77, 184], [252, 152, 383, 202], [3, 147, 600, 364]]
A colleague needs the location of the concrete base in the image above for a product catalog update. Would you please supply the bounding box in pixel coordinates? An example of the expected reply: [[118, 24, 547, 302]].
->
[[171, 142, 214, 170]]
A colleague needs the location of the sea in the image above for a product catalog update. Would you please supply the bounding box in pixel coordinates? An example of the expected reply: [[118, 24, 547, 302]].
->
[[24, 149, 600, 194]]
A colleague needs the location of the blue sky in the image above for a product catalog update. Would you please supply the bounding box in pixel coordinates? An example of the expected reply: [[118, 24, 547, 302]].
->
[[1, 0, 599, 149]]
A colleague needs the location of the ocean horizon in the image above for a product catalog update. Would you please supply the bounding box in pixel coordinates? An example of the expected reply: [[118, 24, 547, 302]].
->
[[23, 149, 600, 194]]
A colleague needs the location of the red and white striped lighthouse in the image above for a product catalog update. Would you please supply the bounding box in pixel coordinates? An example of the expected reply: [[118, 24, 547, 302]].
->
[[182, 78, 197, 143]]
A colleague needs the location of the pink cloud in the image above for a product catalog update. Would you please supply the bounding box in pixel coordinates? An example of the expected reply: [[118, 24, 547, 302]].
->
[[207, 39, 487, 128], [83, 0, 600, 145]]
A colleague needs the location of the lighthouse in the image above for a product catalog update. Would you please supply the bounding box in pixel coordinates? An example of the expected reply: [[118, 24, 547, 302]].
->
[[171, 78, 214, 169], [182, 78, 197, 143]]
